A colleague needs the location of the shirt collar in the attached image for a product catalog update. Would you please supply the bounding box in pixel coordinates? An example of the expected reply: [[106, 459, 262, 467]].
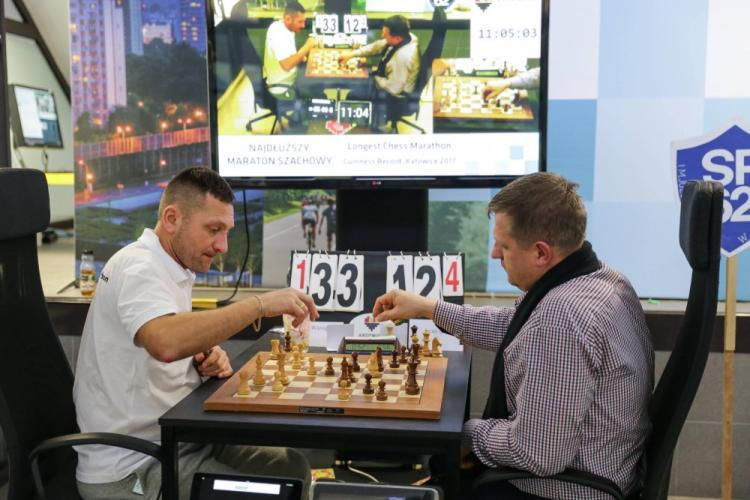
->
[[138, 228, 195, 285]]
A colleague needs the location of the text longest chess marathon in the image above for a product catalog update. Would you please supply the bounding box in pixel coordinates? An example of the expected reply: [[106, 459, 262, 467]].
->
[[205, 335, 448, 419]]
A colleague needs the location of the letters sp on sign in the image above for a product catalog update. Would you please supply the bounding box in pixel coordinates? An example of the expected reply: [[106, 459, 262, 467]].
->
[[673, 120, 750, 257]]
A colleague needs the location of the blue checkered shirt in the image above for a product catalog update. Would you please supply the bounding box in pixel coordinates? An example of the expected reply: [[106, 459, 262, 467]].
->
[[434, 263, 654, 499]]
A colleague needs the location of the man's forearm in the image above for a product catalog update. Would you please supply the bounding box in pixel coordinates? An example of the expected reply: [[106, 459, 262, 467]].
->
[[138, 299, 260, 362]]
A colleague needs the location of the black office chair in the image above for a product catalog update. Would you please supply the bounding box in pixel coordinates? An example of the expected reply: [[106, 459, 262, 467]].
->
[[0, 168, 161, 500], [385, 7, 447, 134], [472, 179, 723, 500]]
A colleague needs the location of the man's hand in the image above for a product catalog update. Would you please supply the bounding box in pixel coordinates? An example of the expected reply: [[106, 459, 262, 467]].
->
[[372, 289, 437, 322], [482, 80, 511, 101], [337, 51, 353, 66], [193, 346, 233, 378], [259, 288, 319, 326], [301, 36, 317, 56], [460, 447, 479, 470]]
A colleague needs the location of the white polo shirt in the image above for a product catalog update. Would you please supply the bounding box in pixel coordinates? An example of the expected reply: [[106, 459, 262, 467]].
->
[[73, 228, 201, 484], [263, 19, 297, 88]]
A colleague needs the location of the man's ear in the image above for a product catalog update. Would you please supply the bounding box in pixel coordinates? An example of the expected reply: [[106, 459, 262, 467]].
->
[[534, 241, 554, 267], [161, 204, 182, 234]]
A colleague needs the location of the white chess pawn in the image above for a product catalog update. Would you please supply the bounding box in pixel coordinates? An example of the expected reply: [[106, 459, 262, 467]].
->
[[306, 357, 317, 376], [272, 371, 284, 392], [237, 369, 250, 396], [252, 356, 266, 386], [270, 339, 280, 360]]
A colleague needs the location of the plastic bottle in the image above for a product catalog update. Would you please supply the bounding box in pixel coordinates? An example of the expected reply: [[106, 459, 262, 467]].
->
[[80, 249, 96, 297]]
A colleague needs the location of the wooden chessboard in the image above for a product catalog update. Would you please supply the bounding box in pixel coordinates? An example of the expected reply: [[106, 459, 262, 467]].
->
[[433, 75, 533, 120], [204, 351, 448, 419], [305, 49, 369, 79]]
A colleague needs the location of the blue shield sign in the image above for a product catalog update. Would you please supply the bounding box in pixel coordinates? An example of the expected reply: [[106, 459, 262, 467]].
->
[[672, 119, 750, 257]]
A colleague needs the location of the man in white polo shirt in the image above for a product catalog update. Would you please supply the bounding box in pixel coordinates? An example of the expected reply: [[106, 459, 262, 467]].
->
[[73, 167, 318, 499], [263, 1, 316, 96]]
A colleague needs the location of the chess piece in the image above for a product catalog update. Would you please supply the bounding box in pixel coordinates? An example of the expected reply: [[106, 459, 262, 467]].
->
[[411, 343, 420, 364], [399, 345, 408, 364], [431, 337, 443, 358], [284, 331, 292, 352], [277, 356, 290, 385], [367, 354, 381, 378], [339, 358, 350, 384], [422, 330, 431, 358], [238, 369, 250, 396], [272, 371, 284, 392], [351, 352, 360, 372], [385, 320, 395, 336], [405, 360, 420, 395], [376, 347, 384, 373], [306, 357, 317, 376], [410, 325, 418, 346], [338, 379, 351, 401], [324, 356, 335, 376], [376, 379, 388, 401], [291, 346, 302, 370], [390, 349, 399, 369], [362, 373, 374, 395], [270, 339, 281, 360], [252, 356, 266, 386]]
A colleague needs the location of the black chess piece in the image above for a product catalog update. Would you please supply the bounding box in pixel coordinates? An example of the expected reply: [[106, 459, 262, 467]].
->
[[363, 373, 374, 395], [405, 360, 420, 395], [376, 379, 388, 401], [351, 352, 360, 372], [376, 347, 384, 372], [324, 356, 335, 376], [338, 358, 349, 383], [284, 332, 292, 352], [399, 345, 408, 364], [390, 349, 399, 369]]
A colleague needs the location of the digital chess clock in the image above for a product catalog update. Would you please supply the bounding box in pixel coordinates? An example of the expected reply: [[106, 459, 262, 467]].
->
[[338, 335, 400, 354]]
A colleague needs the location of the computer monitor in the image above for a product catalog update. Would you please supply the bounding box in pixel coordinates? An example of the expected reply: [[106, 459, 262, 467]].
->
[[8, 84, 63, 148], [190, 473, 303, 500], [207, 0, 548, 189]]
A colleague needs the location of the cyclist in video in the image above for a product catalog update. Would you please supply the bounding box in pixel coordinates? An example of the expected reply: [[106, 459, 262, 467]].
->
[[301, 198, 319, 250], [319, 196, 336, 251]]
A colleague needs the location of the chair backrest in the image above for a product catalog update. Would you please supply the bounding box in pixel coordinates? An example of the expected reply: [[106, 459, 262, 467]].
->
[[0, 168, 80, 499], [642, 180, 723, 499], [414, 7, 448, 96]]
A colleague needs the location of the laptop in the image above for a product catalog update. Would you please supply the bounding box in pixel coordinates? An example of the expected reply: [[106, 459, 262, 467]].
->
[[190, 473, 303, 500]]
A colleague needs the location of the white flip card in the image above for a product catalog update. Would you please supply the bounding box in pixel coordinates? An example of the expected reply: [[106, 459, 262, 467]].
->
[[441, 254, 464, 297], [289, 253, 312, 293], [386, 254, 414, 292], [334, 254, 365, 312], [309, 253, 338, 311], [413, 255, 442, 299]]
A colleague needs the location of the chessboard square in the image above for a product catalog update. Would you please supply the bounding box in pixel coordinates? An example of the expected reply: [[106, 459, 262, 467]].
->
[[262, 369, 275, 376], [385, 384, 401, 392], [373, 396, 397, 403], [233, 392, 252, 398], [289, 381, 313, 388], [318, 376, 337, 383], [382, 373, 402, 381], [260, 386, 277, 393], [324, 394, 342, 401], [307, 387, 331, 395], [279, 392, 306, 400]]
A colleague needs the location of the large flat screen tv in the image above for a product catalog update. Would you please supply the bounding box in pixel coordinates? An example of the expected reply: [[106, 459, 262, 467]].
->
[[208, 0, 548, 188], [8, 84, 64, 148]]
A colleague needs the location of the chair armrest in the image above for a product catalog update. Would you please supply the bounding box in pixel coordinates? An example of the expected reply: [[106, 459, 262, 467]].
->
[[30, 432, 161, 500], [474, 467, 625, 500], [266, 83, 295, 100]]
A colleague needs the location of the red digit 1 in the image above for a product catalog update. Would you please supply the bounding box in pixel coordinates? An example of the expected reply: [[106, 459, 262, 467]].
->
[[445, 260, 459, 292], [297, 259, 306, 289]]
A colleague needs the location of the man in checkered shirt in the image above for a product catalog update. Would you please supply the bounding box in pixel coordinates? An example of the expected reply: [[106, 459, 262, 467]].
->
[[373, 173, 654, 499]]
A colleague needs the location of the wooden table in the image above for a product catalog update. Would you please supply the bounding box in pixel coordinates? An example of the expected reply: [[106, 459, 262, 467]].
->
[[159, 332, 472, 499]]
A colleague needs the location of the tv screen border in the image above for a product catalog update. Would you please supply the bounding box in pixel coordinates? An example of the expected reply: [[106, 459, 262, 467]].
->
[[7, 83, 64, 149], [206, 0, 549, 190]]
